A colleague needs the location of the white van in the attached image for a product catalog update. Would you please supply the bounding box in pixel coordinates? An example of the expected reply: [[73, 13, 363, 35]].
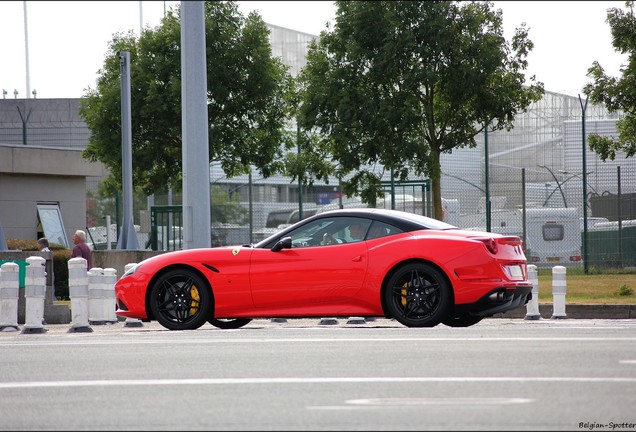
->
[[525, 207, 581, 268]]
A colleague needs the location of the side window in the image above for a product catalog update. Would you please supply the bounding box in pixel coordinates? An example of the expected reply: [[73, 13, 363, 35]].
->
[[284, 217, 374, 247], [342, 218, 372, 243], [287, 219, 335, 248], [366, 221, 403, 240]]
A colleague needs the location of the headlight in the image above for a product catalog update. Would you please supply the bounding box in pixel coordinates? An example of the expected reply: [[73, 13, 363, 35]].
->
[[122, 262, 143, 277]]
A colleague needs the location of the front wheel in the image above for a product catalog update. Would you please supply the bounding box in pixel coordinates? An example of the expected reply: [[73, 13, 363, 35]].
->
[[149, 269, 212, 330], [384, 263, 451, 327], [208, 318, 252, 329]]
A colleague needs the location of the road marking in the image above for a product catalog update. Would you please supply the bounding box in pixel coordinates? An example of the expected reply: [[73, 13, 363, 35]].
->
[[307, 397, 535, 409], [2, 336, 636, 347], [0, 376, 635, 389]]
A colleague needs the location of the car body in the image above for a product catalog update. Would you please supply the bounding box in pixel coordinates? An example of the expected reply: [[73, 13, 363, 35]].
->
[[115, 208, 532, 330]]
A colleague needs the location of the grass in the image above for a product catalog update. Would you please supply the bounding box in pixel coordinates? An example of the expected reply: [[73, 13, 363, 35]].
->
[[536, 267, 636, 304]]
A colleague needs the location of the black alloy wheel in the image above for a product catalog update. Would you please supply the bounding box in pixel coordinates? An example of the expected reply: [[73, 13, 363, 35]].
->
[[149, 269, 212, 330], [384, 263, 451, 327]]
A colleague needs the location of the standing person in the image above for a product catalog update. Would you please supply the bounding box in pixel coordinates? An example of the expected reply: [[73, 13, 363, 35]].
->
[[37, 237, 50, 252], [71, 229, 92, 269]]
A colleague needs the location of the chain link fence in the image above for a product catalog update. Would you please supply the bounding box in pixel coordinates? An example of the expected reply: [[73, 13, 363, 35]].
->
[[2, 93, 634, 270]]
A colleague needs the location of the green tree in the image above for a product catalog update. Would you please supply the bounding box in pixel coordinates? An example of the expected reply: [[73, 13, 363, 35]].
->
[[79, 1, 295, 196], [295, 1, 543, 219], [584, 0, 636, 161]]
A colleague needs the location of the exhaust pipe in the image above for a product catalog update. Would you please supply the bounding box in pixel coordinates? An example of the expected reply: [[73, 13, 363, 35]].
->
[[489, 291, 506, 302]]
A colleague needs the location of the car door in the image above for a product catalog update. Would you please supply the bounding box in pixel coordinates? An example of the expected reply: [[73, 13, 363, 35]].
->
[[248, 217, 370, 309]]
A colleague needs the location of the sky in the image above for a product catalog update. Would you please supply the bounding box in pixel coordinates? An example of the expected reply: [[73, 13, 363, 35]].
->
[[0, 1, 629, 99]]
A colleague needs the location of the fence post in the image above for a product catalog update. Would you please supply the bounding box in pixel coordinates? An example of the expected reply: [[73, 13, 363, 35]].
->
[[0, 262, 20, 332], [524, 264, 541, 320], [123, 263, 144, 327], [23, 256, 46, 333], [551, 265, 567, 319], [68, 257, 93, 333]]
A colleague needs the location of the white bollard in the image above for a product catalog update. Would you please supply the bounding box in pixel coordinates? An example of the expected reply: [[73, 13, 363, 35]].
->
[[88, 267, 106, 325], [68, 257, 93, 332], [103, 268, 118, 324], [0, 262, 20, 332], [123, 263, 143, 327], [551, 265, 567, 319], [23, 256, 46, 333], [524, 264, 541, 320]]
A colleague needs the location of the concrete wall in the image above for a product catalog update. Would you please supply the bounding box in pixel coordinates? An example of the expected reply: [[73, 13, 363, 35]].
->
[[0, 145, 107, 244], [92, 250, 166, 279]]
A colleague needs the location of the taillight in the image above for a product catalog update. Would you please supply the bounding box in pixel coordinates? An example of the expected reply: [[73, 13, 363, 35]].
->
[[477, 237, 498, 254]]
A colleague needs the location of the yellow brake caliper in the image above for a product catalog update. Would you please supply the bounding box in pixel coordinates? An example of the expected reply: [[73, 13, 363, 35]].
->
[[191, 284, 200, 316], [401, 282, 408, 308]]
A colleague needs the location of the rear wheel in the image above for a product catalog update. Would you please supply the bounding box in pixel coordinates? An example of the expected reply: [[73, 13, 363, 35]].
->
[[384, 263, 451, 328], [442, 314, 484, 327], [149, 269, 212, 330], [208, 318, 252, 329]]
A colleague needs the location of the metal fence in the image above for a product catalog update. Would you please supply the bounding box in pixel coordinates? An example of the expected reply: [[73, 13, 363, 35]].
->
[[81, 91, 635, 270]]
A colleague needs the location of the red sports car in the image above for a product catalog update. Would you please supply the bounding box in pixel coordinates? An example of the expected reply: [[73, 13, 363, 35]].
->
[[115, 208, 531, 330]]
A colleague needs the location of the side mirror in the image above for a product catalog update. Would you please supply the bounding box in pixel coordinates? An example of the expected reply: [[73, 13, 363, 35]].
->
[[271, 236, 292, 252]]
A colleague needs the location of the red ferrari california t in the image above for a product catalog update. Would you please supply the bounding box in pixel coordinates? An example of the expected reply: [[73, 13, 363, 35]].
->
[[115, 208, 532, 330]]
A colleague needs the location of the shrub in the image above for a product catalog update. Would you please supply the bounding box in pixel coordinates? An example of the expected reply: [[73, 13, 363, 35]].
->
[[6, 239, 71, 300], [617, 284, 634, 297]]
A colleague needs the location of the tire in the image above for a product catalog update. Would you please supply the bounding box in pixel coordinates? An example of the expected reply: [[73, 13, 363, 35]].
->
[[149, 269, 212, 330], [208, 318, 252, 329], [441, 314, 483, 327], [384, 263, 451, 328]]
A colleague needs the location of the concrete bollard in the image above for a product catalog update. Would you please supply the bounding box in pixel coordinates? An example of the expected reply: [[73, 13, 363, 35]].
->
[[524, 264, 541, 320], [88, 267, 106, 325], [23, 256, 47, 334], [0, 262, 20, 332], [123, 263, 143, 328], [551, 265, 567, 319], [103, 268, 118, 324], [68, 258, 93, 333]]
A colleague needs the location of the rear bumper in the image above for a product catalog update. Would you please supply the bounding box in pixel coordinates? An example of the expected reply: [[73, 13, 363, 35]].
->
[[453, 284, 533, 317]]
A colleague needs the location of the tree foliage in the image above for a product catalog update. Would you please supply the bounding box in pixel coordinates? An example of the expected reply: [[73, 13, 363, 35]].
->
[[296, 1, 544, 218], [583, 0, 636, 161], [79, 1, 295, 195]]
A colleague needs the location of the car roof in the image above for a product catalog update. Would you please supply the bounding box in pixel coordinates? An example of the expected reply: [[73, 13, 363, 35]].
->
[[254, 208, 457, 247], [314, 208, 456, 230]]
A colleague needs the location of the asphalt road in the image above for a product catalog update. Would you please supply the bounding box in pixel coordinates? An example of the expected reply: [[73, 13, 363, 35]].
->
[[1, 318, 635, 431]]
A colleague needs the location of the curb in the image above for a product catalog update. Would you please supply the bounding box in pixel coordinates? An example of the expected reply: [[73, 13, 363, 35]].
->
[[494, 304, 636, 320]]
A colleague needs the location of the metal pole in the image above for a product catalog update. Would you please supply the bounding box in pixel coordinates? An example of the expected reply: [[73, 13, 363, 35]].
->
[[23, 1, 31, 99], [485, 127, 491, 232], [248, 170, 253, 244], [297, 121, 303, 219], [617, 165, 622, 266], [181, 1, 211, 249], [522, 168, 527, 249], [579, 94, 589, 273], [116, 51, 140, 250], [390, 168, 395, 210]]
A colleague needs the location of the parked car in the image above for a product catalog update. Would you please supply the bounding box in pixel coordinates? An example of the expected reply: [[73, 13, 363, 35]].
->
[[115, 208, 531, 330]]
